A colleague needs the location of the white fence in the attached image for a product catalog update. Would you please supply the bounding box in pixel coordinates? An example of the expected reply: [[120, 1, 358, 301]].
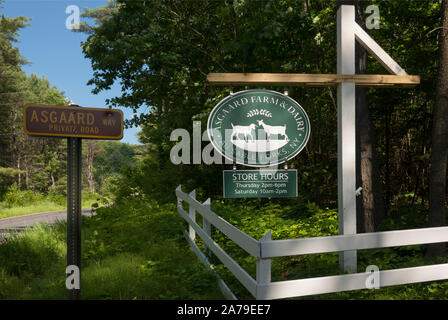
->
[[176, 186, 448, 300]]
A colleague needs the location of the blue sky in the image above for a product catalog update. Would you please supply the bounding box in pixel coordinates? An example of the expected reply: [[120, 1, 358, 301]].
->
[[1, 0, 145, 145]]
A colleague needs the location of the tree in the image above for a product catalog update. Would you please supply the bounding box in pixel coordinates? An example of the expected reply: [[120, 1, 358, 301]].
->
[[80, 0, 445, 215], [45, 151, 59, 188], [93, 140, 139, 198], [353, 0, 385, 233], [74, 0, 119, 34], [18, 74, 67, 192], [79, 0, 341, 201], [0, 8, 29, 169], [427, 0, 448, 257], [84, 140, 99, 194], [0, 4, 70, 196]]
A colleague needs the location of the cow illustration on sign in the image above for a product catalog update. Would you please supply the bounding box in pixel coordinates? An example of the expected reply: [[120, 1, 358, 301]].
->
[[229, 119, 290, 153], [230, 123, 256, 142], [257, 120, 289, 142]]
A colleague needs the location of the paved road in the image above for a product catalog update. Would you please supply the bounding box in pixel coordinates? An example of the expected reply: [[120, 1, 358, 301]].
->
[[0, 208, 96, 241]]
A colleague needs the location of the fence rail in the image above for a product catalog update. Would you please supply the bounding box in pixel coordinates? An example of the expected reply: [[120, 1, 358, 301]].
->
[[260, 225, 448, 258], [176, 187, 259, 257], [176, 186, 448, 300], [257, 263, 448, 300]]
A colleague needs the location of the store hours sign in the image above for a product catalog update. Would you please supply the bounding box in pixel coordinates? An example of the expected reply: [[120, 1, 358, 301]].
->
[[207, 89, 310, 167], [223, 169, 298, 198]]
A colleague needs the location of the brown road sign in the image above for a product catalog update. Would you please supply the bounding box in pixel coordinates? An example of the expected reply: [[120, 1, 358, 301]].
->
[[23, 104, 124, 140]]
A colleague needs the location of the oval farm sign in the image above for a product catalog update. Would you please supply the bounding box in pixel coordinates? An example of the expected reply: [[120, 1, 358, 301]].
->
[[207, 89, 310, 167]]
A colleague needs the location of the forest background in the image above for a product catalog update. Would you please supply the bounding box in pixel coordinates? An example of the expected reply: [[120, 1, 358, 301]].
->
[[0, 0, 447, 300]]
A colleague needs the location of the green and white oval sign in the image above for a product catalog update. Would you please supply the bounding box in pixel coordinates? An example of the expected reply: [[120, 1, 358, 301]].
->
[[207, 89, 311, 167]]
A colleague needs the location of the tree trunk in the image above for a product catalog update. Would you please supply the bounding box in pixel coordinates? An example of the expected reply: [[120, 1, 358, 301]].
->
[[12, 105, 21, 189], [384, 106, 391, 213], [24, 154, 29, 189], [101, 172, 104, 200], [17, 155, 21, 190], [427, 0, 448, 258], [355, 1, 385, 233], [85, 140, 98, 194], [50, 172, 55, 188]]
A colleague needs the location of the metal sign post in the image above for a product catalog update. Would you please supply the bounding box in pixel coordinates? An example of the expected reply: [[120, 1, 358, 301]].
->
[[67, 137, 82, 300], [22, 103, 124, 300]]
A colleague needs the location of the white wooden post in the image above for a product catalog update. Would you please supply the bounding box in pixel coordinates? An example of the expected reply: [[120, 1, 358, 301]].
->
[[176, 185, 183, 207], [354, 23, 407, 76], [256, 231, 271, 299], [189, 189, 196, 241], [337, 4, 357, 273], [176, 185, 184, 239], [202, 198, 212, 255]]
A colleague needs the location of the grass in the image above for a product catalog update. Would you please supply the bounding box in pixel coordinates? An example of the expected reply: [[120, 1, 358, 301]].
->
[[0, 201, 65, 219], [0, 194, 109, 219], [0, 200, 224, 300]]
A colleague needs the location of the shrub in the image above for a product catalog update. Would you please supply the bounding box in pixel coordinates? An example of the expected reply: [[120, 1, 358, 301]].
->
[[0, 224, 66, 277], [47, 188, 66, 206], [0, 167, 20, 200], [2, 184, 44, 208]]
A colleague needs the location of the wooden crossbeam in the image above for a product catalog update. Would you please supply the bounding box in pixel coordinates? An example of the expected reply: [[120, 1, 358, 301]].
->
[[207, 73, 420, 87], [354, 23, 407, 76]]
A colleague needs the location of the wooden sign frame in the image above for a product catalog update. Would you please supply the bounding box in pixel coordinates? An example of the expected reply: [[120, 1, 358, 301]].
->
[[207, 5, 421, 273]]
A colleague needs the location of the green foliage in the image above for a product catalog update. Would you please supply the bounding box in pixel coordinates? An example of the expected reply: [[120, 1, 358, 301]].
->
[[2, 183, 42, 207], [110, 165, 149, 202], [46, 187, 66, 206], [379, 198, 429, 231], [96, 141, 138, 173], [0, 224, 66, 278], [0, 9, 68, 196], [24, 73, 67, 106], [92, 141, 140, 199], [78, 0, 446, 215], [0, 200, 224, 299], [79, 0, 342, 203], [0, 184, 105, 209], [0, 184, 109, 219], [74, 0, 120, 34], [0, 167, 20, 199], [1, 0, 446, 301]]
